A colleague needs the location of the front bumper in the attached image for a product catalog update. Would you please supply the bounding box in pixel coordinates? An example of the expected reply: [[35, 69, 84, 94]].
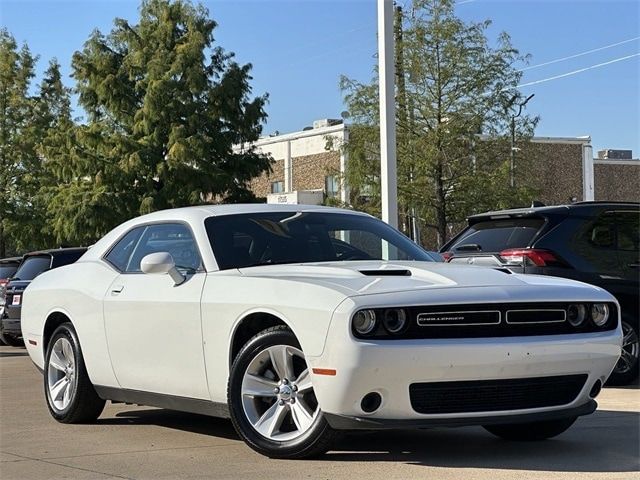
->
[[325, 400, 597, 429], [307, 320, 621, 427]]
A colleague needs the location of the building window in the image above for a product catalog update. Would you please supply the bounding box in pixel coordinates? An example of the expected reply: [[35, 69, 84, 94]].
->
[[270, 181, 284, 194], [325, 175, 339, 198]]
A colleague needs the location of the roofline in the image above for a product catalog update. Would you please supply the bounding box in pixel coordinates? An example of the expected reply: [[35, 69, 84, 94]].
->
[[248, 124, 347, 148], [475, 134, 591, 145], [594, 159, 640, 166]]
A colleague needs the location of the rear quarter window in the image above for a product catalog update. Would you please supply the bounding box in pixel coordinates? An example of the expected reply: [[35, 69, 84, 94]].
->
[[450, 218, 545, 253]]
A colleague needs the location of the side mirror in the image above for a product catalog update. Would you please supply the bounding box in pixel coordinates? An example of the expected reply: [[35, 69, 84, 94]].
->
[[140, 252, 185, 286]]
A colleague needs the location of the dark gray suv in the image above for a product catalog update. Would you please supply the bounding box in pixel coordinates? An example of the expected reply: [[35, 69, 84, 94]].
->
[[441, 201, 639, 385]]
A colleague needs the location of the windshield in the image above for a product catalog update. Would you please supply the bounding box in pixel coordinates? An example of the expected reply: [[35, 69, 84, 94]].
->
[[205, 211, 432, 270], [12, 255, 51, 281]]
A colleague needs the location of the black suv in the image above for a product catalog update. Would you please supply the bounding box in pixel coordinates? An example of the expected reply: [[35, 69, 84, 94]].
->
[[441, 202, 639, 385], [0, 248, 87, 346]]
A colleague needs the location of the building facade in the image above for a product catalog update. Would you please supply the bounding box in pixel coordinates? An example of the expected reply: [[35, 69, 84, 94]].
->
[[243, 120, 640, 206]]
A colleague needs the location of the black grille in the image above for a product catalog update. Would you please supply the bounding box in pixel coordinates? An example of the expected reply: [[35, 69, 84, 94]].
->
[[409, 374, 588, 414]]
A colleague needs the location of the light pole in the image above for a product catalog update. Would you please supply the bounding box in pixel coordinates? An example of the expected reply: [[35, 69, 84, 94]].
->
[[509, 93, 534, 188], [378, 0, 398, 228]]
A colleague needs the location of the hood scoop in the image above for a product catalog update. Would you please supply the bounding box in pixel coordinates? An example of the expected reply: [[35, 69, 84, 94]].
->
[[359, 269, 412, 277]]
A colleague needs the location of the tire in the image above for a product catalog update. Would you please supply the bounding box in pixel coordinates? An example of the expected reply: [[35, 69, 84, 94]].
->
[[0, 331, 23, 347], [606, 319, 639, 386], [44, 323, 105, 423], [227, 325, 337, 459], [483, 417, 577, 441]]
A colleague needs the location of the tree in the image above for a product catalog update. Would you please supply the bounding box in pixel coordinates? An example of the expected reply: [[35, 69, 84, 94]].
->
[[0, 29, 38, 257], [340, 0, 538, 246], [45, 0, 271, 245]]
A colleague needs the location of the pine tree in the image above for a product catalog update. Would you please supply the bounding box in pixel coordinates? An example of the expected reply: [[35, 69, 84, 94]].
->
[[0, 29, 38, 256], [45, 0, 271, 244]]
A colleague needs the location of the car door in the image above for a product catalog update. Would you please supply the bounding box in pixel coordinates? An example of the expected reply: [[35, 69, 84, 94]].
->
[[103, 222, 209, 399]]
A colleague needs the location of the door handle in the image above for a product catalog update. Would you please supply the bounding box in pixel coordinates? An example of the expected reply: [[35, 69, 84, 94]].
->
[[628, 264, 640, 269], [111, 285, 124, 295]]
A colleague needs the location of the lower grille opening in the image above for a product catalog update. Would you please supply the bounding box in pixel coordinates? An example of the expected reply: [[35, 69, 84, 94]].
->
[[409, 374, 587, 414]]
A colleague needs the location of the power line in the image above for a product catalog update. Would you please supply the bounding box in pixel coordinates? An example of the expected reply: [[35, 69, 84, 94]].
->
[[520, 36, 640, 71], [517, 53, 640, 88]]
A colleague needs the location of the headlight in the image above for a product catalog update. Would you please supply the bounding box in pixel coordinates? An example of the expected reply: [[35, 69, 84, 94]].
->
[[567, 304, 586, 327], [353, 309, 377, 335], [591, 303, 610, 327], [383, 308, 407, 334]]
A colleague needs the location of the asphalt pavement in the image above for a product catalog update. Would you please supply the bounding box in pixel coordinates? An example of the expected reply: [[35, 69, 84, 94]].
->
[[1, 344, 638, 479]]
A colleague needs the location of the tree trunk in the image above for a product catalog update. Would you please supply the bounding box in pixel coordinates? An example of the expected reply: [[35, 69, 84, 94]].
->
[[435, 160, 447, 247]]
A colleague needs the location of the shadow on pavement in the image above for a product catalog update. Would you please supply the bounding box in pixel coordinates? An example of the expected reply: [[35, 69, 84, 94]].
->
[[97, 407, 639, 473], [98, 409, 240, 440], [327, 409, 640, 473]]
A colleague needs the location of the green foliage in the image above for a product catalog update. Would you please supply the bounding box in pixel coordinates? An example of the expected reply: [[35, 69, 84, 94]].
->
[[339, 0, 539, 247], [0, 29, 49, 256], [42, 0, 271, 245]]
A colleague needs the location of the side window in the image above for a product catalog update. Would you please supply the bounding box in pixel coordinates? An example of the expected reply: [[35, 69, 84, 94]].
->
[[104, 227, 145, 271], [616, 211, 639, 252], [586, 213, 616, 249], [126, 223, 202, 273]]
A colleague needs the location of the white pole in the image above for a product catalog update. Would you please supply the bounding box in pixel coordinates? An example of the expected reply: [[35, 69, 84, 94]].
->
[[284, 140, 292, 192], [378, 0, 398, 228], [582, 142, 594, 201]]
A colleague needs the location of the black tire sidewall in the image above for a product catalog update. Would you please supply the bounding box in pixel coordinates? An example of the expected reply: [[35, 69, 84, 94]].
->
[[608, 319, 639, 386], [228, 327, 332, 458], [44, 324, 83, 420]]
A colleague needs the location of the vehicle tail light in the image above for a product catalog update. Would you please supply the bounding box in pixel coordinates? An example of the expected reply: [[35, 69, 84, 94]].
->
[[499, 248, 562, 267], [441, 252, 453, 262]]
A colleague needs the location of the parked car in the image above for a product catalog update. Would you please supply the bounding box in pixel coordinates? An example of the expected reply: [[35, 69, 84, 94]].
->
[[0, 248, 87, 346], [441, 201, 639, 385], [22, 205, 620, 459], [0, 256, 22, 344]]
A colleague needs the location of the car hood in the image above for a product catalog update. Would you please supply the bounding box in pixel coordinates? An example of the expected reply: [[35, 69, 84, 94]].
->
[[236, 260, 605, 298]]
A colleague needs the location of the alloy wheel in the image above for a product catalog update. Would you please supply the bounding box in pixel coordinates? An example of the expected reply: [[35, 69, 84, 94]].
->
[[241, 344, 319, 442], [47, 337, 77, 411], [614, 321, 639, 375]]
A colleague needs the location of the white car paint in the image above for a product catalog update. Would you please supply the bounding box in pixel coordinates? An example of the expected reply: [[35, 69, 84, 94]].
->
[[21, 204, 622, 425]]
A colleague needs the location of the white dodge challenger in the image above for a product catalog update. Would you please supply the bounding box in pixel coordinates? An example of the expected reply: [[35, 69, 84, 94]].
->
[[22, 204, 621, 458]]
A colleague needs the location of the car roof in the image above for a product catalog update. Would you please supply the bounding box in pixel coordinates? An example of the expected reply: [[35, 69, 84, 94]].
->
[[467, 201, 639, 223], [0, 256, 22, 264], [22, 247, 88, 258], [128, 203, 370, 224]]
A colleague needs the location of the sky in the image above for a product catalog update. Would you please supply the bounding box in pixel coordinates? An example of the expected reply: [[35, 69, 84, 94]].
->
[[1, 0, 639, 155]]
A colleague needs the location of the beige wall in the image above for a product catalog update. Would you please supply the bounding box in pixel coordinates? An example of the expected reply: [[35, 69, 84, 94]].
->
[[594, 162, 640, 202], [519, 142, 584, 204], [291, 152, 340, 192], [249, 152, 340, 198]]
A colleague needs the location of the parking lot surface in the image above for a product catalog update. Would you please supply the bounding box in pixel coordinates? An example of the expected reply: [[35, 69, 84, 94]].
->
[[1, 345, 638, 480]]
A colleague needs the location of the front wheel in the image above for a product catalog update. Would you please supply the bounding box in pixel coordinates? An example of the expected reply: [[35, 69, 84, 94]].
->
[[607, 319, 639, 386], [483, 417, 577, 441], [44, 323, 105, 423], [227, 325, 337, 459]]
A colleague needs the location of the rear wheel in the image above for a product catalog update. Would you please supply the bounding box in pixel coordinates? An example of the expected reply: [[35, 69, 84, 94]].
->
[[483, 417, 577, 441], [607, 319, 639, 386], [44, 323, 105, 423], [227, 325, 337, 459]]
